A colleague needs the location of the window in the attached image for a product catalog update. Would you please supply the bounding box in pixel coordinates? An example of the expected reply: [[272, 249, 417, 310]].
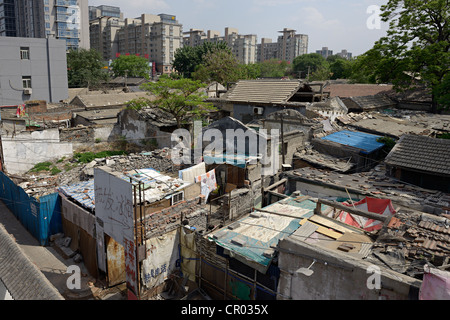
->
[[171, 192, 184, 205], [20, 47, 30, 60], [22, 76, 32, 89]]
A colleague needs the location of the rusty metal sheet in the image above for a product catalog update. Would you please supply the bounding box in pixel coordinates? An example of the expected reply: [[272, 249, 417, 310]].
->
[[106, 236, 126, 287]]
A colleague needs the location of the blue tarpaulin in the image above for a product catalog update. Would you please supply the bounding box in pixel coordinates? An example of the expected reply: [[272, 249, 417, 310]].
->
[[322, 130, 384, 154]]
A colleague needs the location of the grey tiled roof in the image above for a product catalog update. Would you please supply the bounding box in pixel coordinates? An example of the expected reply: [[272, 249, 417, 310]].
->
[[384, 135, 450, 176], [0, 224, 64, 300], [222, 80, 303, 104], [347, 95, 396, 110]]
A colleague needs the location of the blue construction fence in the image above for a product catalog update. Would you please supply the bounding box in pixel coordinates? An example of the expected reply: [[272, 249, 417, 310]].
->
[[0, 171, 62, 246]]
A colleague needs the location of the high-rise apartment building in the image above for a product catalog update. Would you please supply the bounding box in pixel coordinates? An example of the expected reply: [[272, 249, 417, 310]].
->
[[0, 0, 16, 37], [89, 5, 124, 60], [183, 27, 258, 65], [90, 16, 124, 61], [89, 5, 122, 21], [2, 0, 89, 50], [116, 14, 182, 74], [257, 28, 308, 63], [278, 28, 308, 63], [316, 47, 333, 59], [336, 49, 352, 60]]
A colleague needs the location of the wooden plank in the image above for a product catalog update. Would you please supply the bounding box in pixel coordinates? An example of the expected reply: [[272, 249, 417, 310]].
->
[[299, 218, 343, 240], [317, 199, 388, 222], [309, 215, 351, 234], [264, 178, 287, 192], [294, 221, 319, 240]]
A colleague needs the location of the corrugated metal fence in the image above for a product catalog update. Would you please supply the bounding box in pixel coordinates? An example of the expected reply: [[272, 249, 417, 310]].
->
[[0, 172, 62, 246]]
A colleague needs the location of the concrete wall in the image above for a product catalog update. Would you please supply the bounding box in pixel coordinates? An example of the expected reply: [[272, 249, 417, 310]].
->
[[0, 37, 68, 106], [277, 237, 421, 300], [279, 130, 306, 166], [263, 119, 322, 142], [93, 124, 121, 143], [1, 128, 73, 174]]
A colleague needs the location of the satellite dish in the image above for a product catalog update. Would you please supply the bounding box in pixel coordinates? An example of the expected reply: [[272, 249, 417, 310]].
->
[[296, 260, 316, 277]]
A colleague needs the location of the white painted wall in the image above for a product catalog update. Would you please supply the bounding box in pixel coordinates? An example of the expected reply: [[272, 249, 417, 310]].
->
[[1, 128, 73, 174]]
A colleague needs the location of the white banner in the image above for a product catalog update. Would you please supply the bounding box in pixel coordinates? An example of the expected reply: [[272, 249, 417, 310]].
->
[[141, 229, 180, 288]]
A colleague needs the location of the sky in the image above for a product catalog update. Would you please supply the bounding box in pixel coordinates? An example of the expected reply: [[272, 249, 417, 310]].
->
[[89, 0, 390, 57]]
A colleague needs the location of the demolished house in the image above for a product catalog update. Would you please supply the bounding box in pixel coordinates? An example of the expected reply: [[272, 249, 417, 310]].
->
[[118, 107, 178, 149], [305, 97, 348, 122], [261, 109, 324, 142], [186, 184, 449, 300], [284, 164, 450, 216], [276, 195, 449, 300], [57, 165, 205, 298], [310, 130, 386, 172], [338, 112, 437, 139]]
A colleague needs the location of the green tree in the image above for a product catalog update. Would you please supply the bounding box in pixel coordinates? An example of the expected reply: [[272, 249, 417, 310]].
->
[[362, 0, 450, 112], [309, 66, 332, 81], [258, 59, 291, 78], [137, 77, 216, 128], [192, 47, 243, 86], [348, 50, 383, 84], [172, 42, 230, 78], [67, 49, 108, 88], [292, 53, 329, 80], [238, 63, 261, 80], [329, 58, 354, 80], [110, 55, 152, 79], [435, 73, 450, 110]]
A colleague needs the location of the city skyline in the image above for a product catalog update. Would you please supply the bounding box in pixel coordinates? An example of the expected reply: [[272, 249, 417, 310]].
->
[[89, 0, 389, 57]]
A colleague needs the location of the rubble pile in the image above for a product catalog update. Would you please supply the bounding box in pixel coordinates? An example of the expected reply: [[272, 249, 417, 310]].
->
[[16, 148, 176, 199]]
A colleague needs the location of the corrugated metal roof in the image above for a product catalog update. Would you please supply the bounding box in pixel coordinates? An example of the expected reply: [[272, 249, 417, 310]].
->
[[223, 80, 303, 104], [209, 198, 318, 272], [322, 130, 384, 154], [59, 168, 191, 210]]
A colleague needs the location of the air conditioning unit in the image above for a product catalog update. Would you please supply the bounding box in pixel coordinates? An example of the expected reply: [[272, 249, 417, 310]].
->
[[253, 107, 264, 115], [23, 88, 32, 95], [171, 191, 184, 205]]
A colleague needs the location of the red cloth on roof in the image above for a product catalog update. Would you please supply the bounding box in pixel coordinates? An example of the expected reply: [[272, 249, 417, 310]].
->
[[337, 197, 396, 232]]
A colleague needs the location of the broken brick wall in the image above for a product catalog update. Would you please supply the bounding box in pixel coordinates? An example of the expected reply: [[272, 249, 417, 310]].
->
[[60, 127, 95, 144], [143, 195, 206, 239]]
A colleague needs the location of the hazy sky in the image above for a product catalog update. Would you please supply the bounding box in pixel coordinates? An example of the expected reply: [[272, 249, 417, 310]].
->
[[89, 0, 390, 56]]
